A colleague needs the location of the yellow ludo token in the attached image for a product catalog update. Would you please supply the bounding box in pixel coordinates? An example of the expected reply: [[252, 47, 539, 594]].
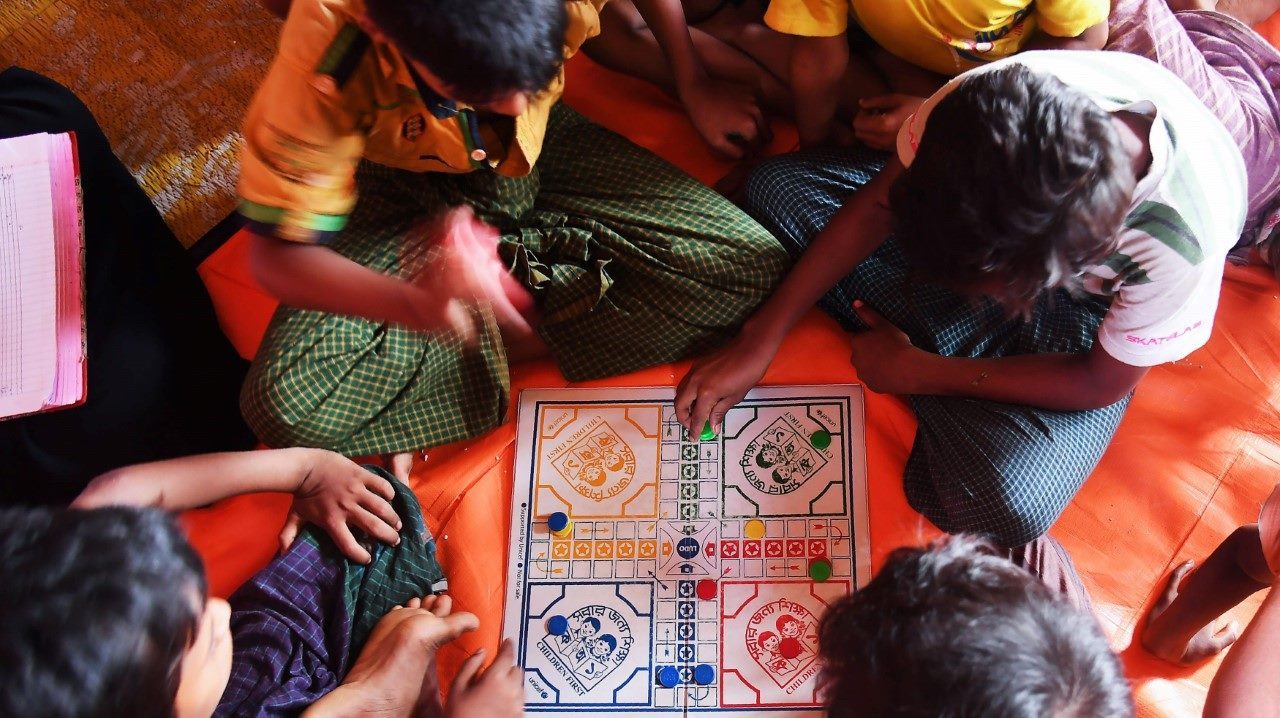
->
[[744, 518, 766, 540]]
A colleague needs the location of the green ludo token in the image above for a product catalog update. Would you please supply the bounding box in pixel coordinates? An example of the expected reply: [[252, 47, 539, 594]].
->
[[700, 421, 717, 442], [810, 429, 831, 449], [808, 557, 833, 583]]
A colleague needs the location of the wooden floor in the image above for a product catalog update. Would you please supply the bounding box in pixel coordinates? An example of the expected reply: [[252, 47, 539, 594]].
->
[[0, 0, 278, 246]]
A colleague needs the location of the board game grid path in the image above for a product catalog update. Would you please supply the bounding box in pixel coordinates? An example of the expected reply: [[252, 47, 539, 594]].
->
[[503, 388, 869, 716]]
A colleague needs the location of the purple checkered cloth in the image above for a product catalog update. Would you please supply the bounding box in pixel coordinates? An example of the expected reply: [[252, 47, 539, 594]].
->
[[214, 468, 445, 717], [214, 534, 352, 717], [1108, 0, 1280, 249]]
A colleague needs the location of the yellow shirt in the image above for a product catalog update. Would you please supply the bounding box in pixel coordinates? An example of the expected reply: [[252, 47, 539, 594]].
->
[[237, 0, 604, 243], [763, 0, 1108, 76]]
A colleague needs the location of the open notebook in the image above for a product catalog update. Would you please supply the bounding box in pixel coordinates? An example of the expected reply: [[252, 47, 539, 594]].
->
[[0, 132, 85, 420]]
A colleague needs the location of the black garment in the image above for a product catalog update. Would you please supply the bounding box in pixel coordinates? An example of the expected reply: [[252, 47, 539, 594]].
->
[[0, 67, 253, 505]]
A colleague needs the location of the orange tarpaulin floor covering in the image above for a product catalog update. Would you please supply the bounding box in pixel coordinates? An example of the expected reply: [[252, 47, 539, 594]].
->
[[191, 21, 1280, 717]]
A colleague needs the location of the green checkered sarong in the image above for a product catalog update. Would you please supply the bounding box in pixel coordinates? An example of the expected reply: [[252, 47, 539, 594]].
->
[[241, 104, 788, 455]]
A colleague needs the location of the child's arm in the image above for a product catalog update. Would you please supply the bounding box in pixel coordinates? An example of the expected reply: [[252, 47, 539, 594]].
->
[[846, 307, 1150, 410], [632, 0, 768, 158], [674, 157, 903, 433], [791, 34, 850, 147], [1024, 19, 1108, 51], [1142, 527, 1273, 665], [1025, 0, 1110, 52], [1205, 575, 1280, 718], [73, 448, 402, 563]]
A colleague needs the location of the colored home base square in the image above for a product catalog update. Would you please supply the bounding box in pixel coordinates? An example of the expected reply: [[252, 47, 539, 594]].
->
[[504, 386, 872, 716]]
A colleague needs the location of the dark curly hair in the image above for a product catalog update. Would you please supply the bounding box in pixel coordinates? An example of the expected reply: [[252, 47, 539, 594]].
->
[[0, 506, 206, 718], [890, 63, 1136, 314], [819, 535, 1133, 718], [366, 0, 569, 103]]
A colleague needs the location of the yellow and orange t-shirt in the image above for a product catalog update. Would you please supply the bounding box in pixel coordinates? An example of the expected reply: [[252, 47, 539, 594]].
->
[[237, 0, 604, 243], [763, 0, 1109, 76]]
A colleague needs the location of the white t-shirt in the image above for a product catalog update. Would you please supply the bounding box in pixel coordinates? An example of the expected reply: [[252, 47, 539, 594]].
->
[[897, 51, 1247, 367]]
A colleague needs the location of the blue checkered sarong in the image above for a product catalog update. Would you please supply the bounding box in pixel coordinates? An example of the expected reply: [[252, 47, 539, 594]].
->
[[743, 147, 1132, 548]]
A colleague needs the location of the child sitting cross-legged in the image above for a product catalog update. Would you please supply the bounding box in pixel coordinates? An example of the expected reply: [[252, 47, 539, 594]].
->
[[0, 449, 523, 718], [679, 0, 1280, 550], [820, 535, 1134, 718]]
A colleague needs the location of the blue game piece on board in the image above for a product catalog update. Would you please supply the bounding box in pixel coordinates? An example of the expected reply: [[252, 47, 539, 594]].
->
[[658, 666, 680, 688], [694, 664, 716, 685], [548, 511, 570, 533], [547, 615, 568, 636]]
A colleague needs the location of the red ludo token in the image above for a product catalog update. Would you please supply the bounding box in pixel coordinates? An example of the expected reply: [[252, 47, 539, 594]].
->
[[696, 579, 717, 601], [779, 637, 802, 660]]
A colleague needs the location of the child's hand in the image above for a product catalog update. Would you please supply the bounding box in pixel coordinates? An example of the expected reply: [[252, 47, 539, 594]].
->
[[675, 329, 779, 437], [679, 76, 770, 160], [405, 206, 533, 345], [307, 595, 479, 718], [853, 94, 924, 151], [279, 450, 403, 564], [446, 639, 525, 718], [848, 300, 925, 395]]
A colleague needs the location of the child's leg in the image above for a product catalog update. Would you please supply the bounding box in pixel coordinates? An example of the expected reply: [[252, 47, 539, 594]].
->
[[583, 0, 792, 110], [744, 148, 1126, 548], [1142, 526, 1273, 664], [241, 165, 523, 456], [1173, 0, 1280, 26], [513, 104, 789, 382], [1109, 0, 1280, 248], [1007, 535, 1093, 612]]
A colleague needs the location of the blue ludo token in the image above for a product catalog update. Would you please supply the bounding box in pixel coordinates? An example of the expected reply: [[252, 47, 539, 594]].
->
[[547, 615, 568, 636], [658, 666, 681, 688], [694, 664, 716, 685], [547, 511, 570, 533]]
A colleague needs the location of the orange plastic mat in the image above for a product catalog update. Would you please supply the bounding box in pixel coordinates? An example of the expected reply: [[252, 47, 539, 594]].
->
[[192, 27, 1280, 715]]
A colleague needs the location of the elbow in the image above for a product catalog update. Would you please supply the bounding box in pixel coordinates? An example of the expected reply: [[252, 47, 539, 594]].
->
[[71, 471, 127, 509]]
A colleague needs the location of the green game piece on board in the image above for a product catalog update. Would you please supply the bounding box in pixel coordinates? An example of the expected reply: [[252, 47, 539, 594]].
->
[[700, 421, 716, 442], [808, 557, 833, 582], [810, 429, 831, 449]]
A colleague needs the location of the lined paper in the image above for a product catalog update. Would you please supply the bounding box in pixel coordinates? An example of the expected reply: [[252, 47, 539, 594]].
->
[[0, 132, 84, 419]]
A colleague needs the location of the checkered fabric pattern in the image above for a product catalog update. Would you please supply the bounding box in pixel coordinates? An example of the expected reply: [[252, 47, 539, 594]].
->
[[241, 104, 788, 455], [216, 468, 444, 717], [1108, 0, 1280, 250], [744, 147, 1130, 548]]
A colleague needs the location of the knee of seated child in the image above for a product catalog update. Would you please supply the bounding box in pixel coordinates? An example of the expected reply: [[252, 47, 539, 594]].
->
[[0, 506, 231, 718], [818, 534, 1132, 718]]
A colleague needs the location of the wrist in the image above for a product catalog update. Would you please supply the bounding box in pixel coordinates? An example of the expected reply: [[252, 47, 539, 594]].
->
[[740, 315, 787, 353], [674, 66, 711, 99]]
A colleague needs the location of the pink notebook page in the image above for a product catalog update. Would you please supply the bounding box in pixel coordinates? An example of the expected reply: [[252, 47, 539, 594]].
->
[[47, 132, 85, 408], [0, 132, 59, 419]]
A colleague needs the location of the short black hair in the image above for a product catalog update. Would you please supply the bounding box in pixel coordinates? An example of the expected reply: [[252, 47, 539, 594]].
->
[[819, 535, 1133, 718], [365, 0, 568, 103], [0, 506, 207, 718], [891, 63, 1135, 313]]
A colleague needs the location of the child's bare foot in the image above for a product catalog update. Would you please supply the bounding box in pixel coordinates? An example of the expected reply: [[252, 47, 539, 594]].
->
[[1141, 561, 1240, 665], [1216, 0, 1280, 24], [305, 596, 479, 718]]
